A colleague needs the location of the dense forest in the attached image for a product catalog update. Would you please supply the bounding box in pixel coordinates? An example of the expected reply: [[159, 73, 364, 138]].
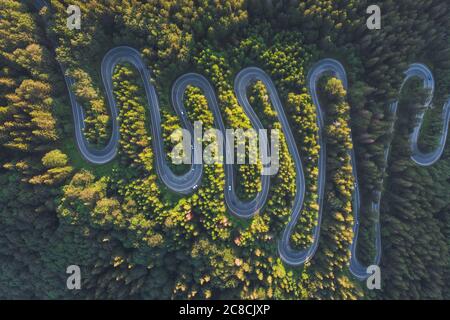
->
[[0, 0, 449, 299]]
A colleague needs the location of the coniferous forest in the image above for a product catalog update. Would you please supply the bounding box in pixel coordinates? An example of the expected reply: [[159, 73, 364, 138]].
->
[[1, 0, 450, 299]]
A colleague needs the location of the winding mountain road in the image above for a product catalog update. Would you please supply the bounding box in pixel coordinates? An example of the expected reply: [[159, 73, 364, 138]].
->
[[32, 0, 450, 280], [306, 60, 383, 280]]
